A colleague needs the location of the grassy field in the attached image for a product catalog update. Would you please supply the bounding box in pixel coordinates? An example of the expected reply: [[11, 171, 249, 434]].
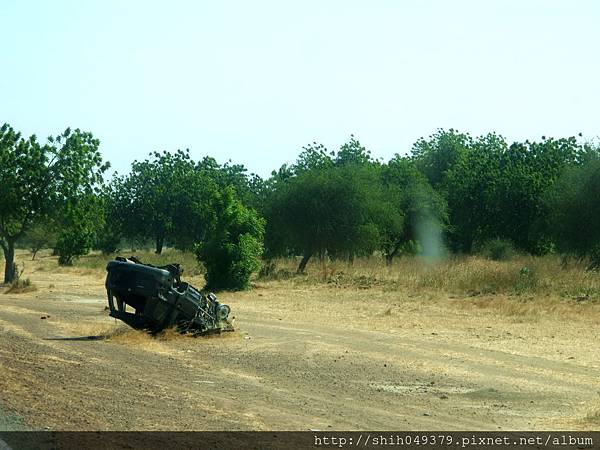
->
[[2, 248, 600, 429], [63, 248, 600, 301]]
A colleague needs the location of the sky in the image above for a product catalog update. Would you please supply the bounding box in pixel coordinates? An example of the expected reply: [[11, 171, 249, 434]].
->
[[1, 0, 599, 178]]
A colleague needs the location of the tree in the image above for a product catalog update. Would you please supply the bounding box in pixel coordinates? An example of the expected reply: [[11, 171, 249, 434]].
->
[[20, 221, 58, 260], [0, 124, 107, 283], [412, 130, 586, 253], [122, 150, 196, 254], [56, 193, 104, 265], [264, 163, 389, 272], [549, 151, 600, 267], [169, 168, 219, 251], [119, 150, 224, 254], [196, 157, 263, 209], [411, 128, 472, 189], [381, 156, 447, 264], [293, 142, 334, 174], [442, 133, 506, 252], [93, 181, 127, 255], [195, 187, 264, 290], [495, 136, 589, 253]]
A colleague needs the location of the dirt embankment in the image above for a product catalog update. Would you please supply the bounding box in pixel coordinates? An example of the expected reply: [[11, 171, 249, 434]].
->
[[0, 254, 599, 430]]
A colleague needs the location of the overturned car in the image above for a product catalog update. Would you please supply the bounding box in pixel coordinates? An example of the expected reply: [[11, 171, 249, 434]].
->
[[105, 257, 234, 334]]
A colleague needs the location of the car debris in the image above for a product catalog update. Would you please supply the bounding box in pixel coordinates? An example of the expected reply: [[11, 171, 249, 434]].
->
[[105, 256, 234, 335]]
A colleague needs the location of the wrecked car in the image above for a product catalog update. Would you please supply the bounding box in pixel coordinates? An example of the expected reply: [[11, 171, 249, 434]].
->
[[105, 256, 234, 334]]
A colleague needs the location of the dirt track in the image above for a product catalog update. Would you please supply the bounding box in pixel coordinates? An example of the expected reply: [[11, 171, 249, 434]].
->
[[0, 255, 599, 431]]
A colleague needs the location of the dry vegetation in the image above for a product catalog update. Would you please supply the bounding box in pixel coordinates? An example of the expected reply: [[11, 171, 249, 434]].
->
[[66, 249, 600, 303], [4, 277, 36, 295], [17, 248, 597, 325], [2, 248, 598, 429], [259, 254, 600, 302], [74, 249, 204, 277], [60, 249, 600, 315]]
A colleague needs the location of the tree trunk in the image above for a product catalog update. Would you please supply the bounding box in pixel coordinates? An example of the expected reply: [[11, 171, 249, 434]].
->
[[155, 235, 164, 255], [385, 244, 401, 266], [3, 240, 16, 284], [32, 249, 38, 261], [347, 253, 354, 266], [297, 251, 312, 273]]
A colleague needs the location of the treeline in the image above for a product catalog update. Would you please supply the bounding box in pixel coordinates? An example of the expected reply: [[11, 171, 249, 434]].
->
[[1, 123, 599, 289]]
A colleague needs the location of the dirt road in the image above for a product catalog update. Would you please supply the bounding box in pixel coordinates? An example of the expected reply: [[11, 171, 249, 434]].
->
[[0, 256, 599, 430]]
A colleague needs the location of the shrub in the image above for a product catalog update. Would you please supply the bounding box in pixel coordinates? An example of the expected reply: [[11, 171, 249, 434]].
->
[[515, 266, 538, 294], [586, 244, 600, 271], [56, 228, 93, 266], [94, 232, 121, 255], [195, 188, 264, 291], [478, 238, 516, 261], [5, 277, 36, 294]]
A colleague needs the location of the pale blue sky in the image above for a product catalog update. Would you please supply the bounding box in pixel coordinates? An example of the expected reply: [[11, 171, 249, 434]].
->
[[1, 0, 598, 177]]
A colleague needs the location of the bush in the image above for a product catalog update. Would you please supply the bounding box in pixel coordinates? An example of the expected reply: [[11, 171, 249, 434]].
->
[[19, 222, 58, 260], [5, 277, 36, 294], [94, 232, 121, 255], [56, 228, 93, 266], [195, 188, 264, 291], [478, 238, 516, 261], [257, 260, 295, 281], [515, 266, 538, 294], [586, 244, 600, 271]]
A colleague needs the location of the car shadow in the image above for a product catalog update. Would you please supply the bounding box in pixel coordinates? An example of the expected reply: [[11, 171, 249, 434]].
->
[[44, 335, 107, 341]]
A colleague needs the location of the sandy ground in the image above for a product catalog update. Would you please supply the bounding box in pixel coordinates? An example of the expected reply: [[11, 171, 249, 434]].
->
[[0, 254, 599, 431]]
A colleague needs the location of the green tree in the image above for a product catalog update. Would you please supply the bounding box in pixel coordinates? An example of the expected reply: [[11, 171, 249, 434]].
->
[[442, 133, 506, 252], [496, 136, 588, 253], [411, 128, 472, 189], [121, 150, 230, 254], [93, 180, 127, 255], [413, 130, 586, 253], [169, 168, 219, 251], [381, 156, 447, 264], [20, 221, 58, 260], [0, 124, 107, 282], [264, 163, 389, 272], [196, 156, 263, 209], [123, 150, 197, 254], [549, 151, 600, 267], [195, 187, 264, 290], [56, 194, 104, 265]]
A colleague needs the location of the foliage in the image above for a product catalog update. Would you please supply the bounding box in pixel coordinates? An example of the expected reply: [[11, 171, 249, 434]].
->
[[196, 156, 263, 209], [264, 161, 390, 271], [195, 188, 265, 290], [5, 119, 600, 286], [115, 150, 219, 254], [5, 277, 35, 294], [476, 238, 517, 261], [19, 221, 58, 260], [413, 130, 588, 253], [381, 156, 447, 263], [549, 154, 600, 268], [93, 183, 124, 254], [411, 128, 472, 189], [56, 194, 104, 265], [0, 124, 108, 282], [113, 150, 262, 254]]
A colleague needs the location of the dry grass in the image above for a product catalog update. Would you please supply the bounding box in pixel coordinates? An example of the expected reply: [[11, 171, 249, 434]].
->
[[4, 277, 37, 294], [261, 254, 600, 301], [75, 249, 204, 277], [585, 404, 600, 424]]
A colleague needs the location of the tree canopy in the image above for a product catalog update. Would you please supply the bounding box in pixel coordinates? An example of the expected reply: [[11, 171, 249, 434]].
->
[[0, 124, 108, 282], [3, 121, 600, 288]]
